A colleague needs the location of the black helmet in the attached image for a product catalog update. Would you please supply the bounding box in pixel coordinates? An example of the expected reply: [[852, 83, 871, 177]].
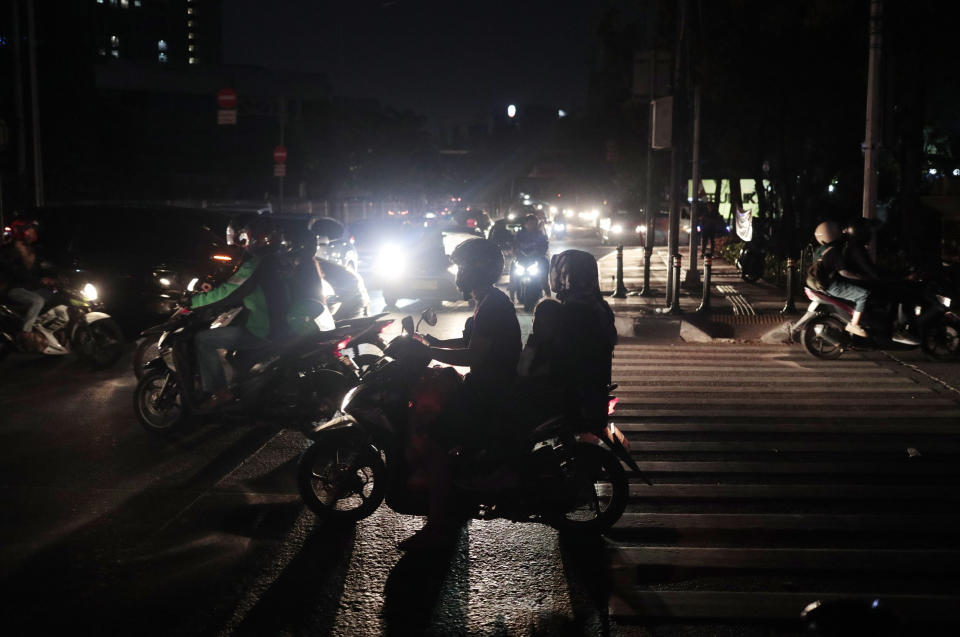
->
[[550, 249, 600, 298], [524, 213, 539, 228], [450, 238, 503, 299], [845, 218, 877, 245]]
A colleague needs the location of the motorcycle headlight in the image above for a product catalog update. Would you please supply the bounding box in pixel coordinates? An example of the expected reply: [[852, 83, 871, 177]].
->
[[639, 224, 647, 233], [554, 223, 565, 232], [612, 225, 623, 234], [527, 262, 539, 275], [376, 244, 407, 280], [514, 263, 526, 275], [936, 294, 952, 308], [82, 283, 98, 301]]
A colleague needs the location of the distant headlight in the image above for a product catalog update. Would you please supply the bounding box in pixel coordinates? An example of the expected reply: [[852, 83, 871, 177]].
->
[[612, 225, 623, 234], [599, 218, 611, 231], [514, 263, 526, 275], [82, 283, 99, 301], [936, 294, 952, 308], [376, 244, 407, 279], [638, 225, 647, 233], [554, 223, 565, 232], [158, 277, 172, 287]]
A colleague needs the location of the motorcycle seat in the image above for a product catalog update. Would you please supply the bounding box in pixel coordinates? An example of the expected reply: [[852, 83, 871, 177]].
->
[[804, 287, 855, 314]]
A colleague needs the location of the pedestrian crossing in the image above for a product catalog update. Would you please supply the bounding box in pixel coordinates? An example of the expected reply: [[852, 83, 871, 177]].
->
[[606, 341, 960, 630]]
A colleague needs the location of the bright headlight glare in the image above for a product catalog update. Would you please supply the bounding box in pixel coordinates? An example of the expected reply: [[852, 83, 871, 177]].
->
[[527, 262, 539, 275], [639, 225, 647, 233], [936, 294, 952, 308], [514, 263, 526, 275], [187, 277, 199, 292], [554, 223, 565, 231], [599, 218, 611, 230], [915, 305, 923, 316], [158, 277, 172, 287], [376, 244, 407, 279], [612, 225, 623, 234], [82, 283, 98, 301]]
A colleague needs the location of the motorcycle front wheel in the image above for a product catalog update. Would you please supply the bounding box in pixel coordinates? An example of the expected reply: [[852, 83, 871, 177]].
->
[[74, 318, 125, 368], [802, 315, 847, 360], [921, 320, 960, 361], [297, 441, 386, 522], [546, 442, 628, 538], [133, 334, 161, 380], [134, 369, 190, 433]]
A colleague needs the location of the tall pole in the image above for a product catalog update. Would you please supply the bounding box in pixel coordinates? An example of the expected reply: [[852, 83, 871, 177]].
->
[[12, 0, 28, 194], [862, 0, 883, 260], [666, 0, 687, 306], [640, 50, 656, 296], [26, 0, 44, 206], [685, 86, 701, 284], [278, 95, 286, 214]]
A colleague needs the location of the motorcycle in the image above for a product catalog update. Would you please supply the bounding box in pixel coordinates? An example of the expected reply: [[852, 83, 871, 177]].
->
[[0, 282, 124, 368], [296, 310, 646, 538], [132, 304, 363, 434], [791, 283, 958, 360], [511, 251, 546, 311], [736, 241, 765, 282]]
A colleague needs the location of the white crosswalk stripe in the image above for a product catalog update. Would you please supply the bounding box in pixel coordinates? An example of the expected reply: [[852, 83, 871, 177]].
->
[[606, 342, 960, 627]]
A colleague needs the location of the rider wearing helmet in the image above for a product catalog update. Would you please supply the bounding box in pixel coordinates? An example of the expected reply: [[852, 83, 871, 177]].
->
[[189, 216, 290, 410], [511, 213, 551, 299], [1, 219, 57, 339], [812, 220, 872, 338], [401, 238, 521, 551]]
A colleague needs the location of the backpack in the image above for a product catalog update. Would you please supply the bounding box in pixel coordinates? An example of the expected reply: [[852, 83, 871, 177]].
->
[[805, 245, 836, 291]]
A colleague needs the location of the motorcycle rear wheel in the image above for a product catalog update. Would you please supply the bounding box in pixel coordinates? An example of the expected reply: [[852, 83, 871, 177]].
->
[[546, 442, 628, 537], [297, 441, 386, 522], [921, 321, 960, 361], [802, 315, 847, 360], [134, 369, 190, 433]]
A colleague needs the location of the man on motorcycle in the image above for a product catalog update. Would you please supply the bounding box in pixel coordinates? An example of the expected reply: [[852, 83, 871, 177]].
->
[[511, 214, 551, 299], [189, 217, 290, 410], [811, 221, 872, 337], [1, 219, 57, 345], [401, 237, 522, 550]]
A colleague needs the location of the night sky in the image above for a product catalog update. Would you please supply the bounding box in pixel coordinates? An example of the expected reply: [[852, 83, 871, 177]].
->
[[222, 0, 624, 129]]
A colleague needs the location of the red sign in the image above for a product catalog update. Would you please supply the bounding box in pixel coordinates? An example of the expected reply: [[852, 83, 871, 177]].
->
[[273, 145, 287, 164], [216, 88, 237, 109]]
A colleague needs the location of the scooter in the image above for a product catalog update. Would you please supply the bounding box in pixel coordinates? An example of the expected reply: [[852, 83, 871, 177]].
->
[[510, 251, 546, 311], [133, 304, 362, 434], [0, 281, 124, 368], [296, 309, 647, 538], [791, 284, 957, 360], [736, 241, 765, 282]]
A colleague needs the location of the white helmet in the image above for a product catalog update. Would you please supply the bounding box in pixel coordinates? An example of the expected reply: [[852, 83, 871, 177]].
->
[[814, 221, 841, 245]]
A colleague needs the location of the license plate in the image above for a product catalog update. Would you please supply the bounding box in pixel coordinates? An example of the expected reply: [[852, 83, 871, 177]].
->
[[409, 279, 438, 290]]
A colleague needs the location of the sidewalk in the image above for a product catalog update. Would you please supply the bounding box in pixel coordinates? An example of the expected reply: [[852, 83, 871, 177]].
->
[[597, 245, 798, 343]]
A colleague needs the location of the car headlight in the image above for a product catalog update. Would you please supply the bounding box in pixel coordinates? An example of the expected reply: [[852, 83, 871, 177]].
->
[[514, 263, 526, 275], [554, 223, 565, 232], [376, 244, 407, 279], [599, 218, 611, 230], [81, 283, 98, 301], [638, 224, 647, 233], [936, 294, 952, 308], [612, 225, 623, 234]]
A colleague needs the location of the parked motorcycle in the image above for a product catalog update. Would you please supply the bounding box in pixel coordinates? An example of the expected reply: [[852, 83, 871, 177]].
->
[[133, 305, 361, 434], [296, 310, 645, 538], [736, 241, 765, 282], [511, 252, 546, 311], [791, 284, 958, 360], [0, 282, 124, 368]]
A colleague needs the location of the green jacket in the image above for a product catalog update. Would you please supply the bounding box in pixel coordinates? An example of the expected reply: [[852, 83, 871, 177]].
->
[[190, 256, 272, 339]]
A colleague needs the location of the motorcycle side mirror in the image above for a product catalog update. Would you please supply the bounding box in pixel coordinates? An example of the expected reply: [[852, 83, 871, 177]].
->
[[420, 307, 438, 327]]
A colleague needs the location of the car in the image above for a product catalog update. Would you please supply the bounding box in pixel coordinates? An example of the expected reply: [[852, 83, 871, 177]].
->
[[375, 228, 461, 308]]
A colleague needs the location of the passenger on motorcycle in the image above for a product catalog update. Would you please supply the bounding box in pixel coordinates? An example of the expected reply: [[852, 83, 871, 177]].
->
[[189, 218, 290, 411], [1, 219, 57, 344], [402, 237, 522, 551], [511, 214, 551, 299], [811, 221, 872, 338]]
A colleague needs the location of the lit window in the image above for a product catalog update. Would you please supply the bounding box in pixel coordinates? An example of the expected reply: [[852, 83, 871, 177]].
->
[[187, 7, 194, 14], [188, 44, 195, 52], [157, 39, 167, 52], [187, 20, 194, 27], [111, 50, 119, 58], [158, 52, 167, 63], [188, 32, 195, 40], [188, 57, 197, 64], [110, 35, 119, 48]]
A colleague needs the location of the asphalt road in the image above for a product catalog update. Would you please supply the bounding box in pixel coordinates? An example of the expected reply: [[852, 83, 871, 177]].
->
[[3, 230, 960, 636]]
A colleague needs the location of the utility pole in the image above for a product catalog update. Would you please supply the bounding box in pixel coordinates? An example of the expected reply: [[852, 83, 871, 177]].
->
[[12, 0, 28, 198], [640, 49, 657, 296], [278, 95, 286, 214], [685, 86, 701, 284], [665, 0, 688, 307], [26, 0, 44, 206], [862, 0, 883, 260]]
